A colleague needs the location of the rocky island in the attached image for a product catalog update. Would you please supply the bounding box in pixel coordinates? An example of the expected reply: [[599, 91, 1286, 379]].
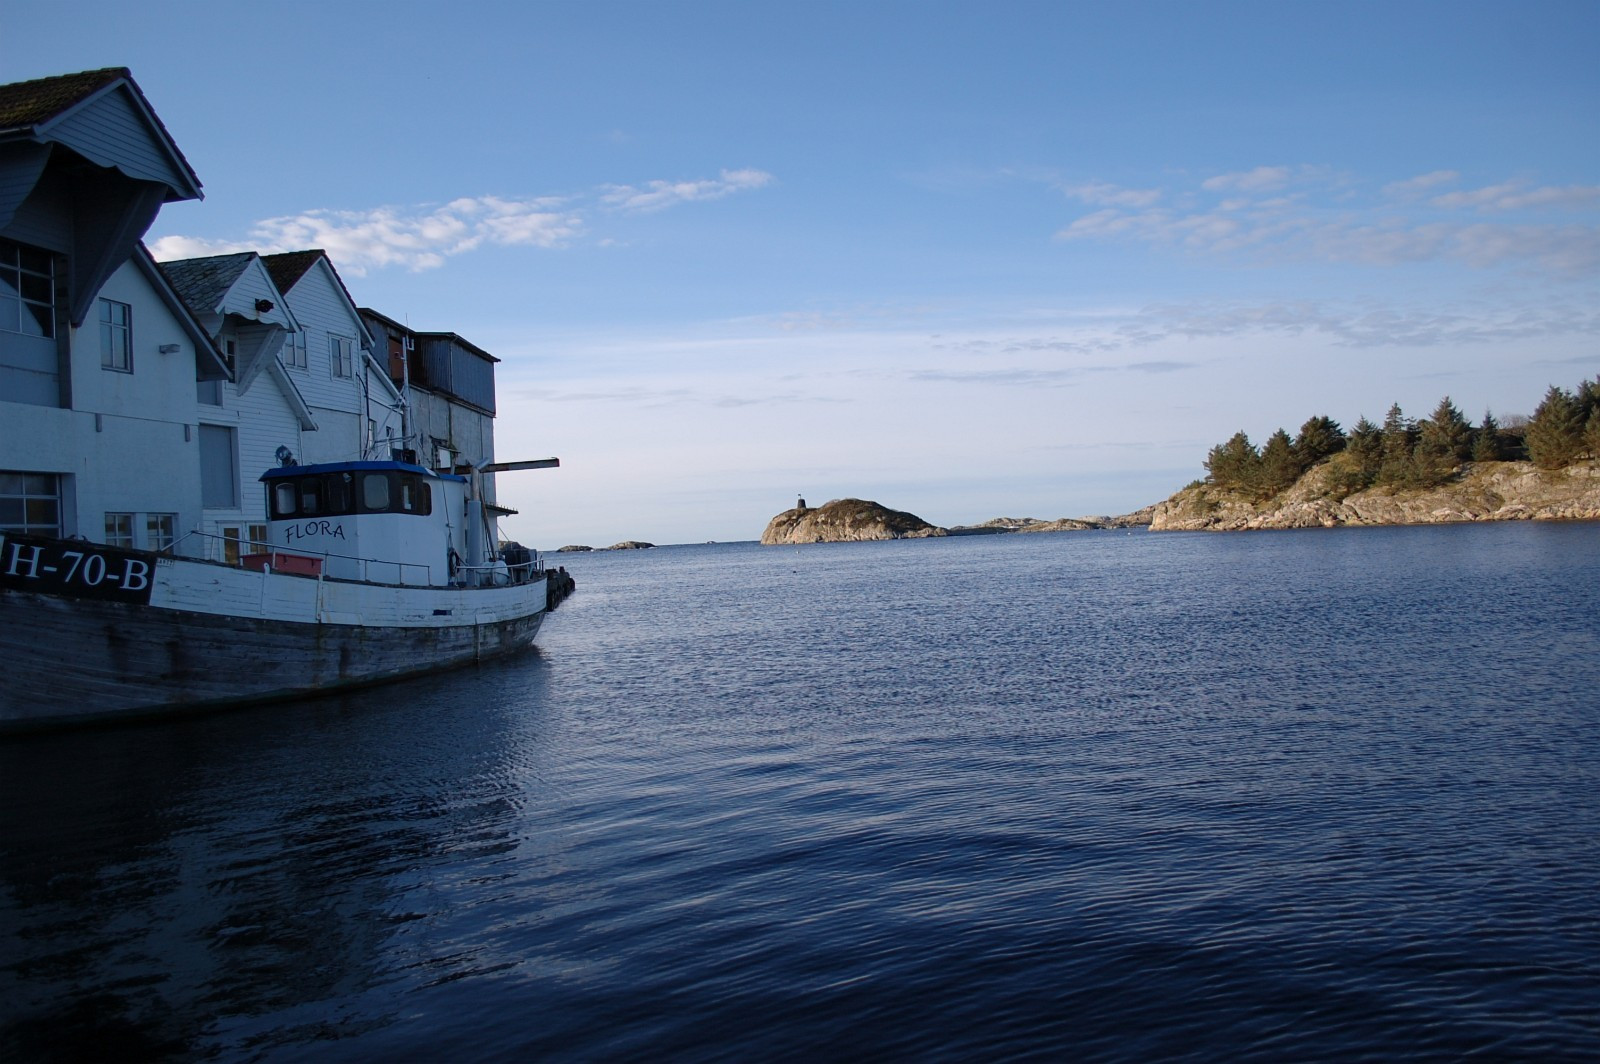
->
[[761, 499, 947, 545], [1150, 379, 1600, 531]]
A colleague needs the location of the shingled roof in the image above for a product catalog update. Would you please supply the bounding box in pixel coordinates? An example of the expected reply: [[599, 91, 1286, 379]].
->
[[260, 250, 324, 295], [0, 67, 128, 131], [0, 66, 201, 200], [159, 253, 257, 316]]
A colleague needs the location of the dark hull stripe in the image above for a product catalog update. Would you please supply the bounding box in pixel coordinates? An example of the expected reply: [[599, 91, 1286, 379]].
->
[[0, 589, 545, 730]]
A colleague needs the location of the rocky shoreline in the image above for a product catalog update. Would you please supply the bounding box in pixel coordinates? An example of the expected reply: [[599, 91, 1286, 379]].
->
[[753, 460, 1600, 546], [1149, 459, 1600, 531]]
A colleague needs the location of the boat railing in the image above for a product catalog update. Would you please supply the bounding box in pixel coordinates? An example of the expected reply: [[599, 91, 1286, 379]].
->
[[172, 529, 547, 589], [452, 558, 545, 588], [173, 528, 435, 586]]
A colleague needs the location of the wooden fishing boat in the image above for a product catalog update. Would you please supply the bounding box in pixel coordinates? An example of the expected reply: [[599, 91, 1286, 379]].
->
[[0, 459, 573, 730]]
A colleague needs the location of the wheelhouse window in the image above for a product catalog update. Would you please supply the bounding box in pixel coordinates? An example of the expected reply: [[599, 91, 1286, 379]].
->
[[0, 239, 55, 339], [99, 299, 133, 372], [330, 335, 354, 378], [269, 470, 432, 519], [1, 472, 61, 536], [362, 472, 391, 511], [104, 512, 135, 547]]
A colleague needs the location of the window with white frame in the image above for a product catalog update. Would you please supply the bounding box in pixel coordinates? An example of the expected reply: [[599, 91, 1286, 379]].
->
[[331, 335, 354, 378], [147, 513, 176, 553], [282, 330, 307, 369], [99, 299, 132, 372], [0, 472, 61, 536], [0, 238, 55, 339], [220, 524, 269, 565], [104, 512, 135, 547]]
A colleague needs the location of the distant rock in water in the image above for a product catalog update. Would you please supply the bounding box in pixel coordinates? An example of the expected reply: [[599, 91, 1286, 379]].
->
[[1150, 459, 1600, 531], [761, 498, 947, 545], [604, 541, 655, 550], [946, 507, 1156, 535], [556, 545, 593, 552]]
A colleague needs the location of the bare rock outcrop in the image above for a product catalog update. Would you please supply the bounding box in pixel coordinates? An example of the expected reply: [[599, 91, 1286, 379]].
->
[[948, 506, 1156, 535], [761, 498, 947, 545], [1150, 459, 1600, 531]]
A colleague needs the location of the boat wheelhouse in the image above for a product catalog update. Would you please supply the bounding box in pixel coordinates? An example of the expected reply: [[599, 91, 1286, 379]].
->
[[258, 460, 513, 587]]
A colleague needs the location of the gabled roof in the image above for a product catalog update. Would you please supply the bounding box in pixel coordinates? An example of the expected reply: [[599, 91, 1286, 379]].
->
[[159, 252, 257, 316], [131, 243, 230, 382], [0, 67, 201, 202], [260, 249, 323, 295]]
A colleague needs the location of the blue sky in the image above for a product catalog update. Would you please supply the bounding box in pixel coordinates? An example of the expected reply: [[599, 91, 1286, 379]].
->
[[5, 1, 1597, 545]]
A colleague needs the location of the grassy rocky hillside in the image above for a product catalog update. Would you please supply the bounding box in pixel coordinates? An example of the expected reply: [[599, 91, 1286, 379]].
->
[[1151, 378, 1600, 531], [1152, 456, 1600, 530], [761, 499, 947, 544]]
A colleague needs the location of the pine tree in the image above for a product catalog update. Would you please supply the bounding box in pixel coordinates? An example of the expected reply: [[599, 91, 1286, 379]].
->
[[1204, 431, 1261, 493], [1258, 429, 1303, 497], [1579, 379, 1600, 459], [1473, 412, 1504, 462], [1346, 416, 1383, 481], [1414, 396, 1473, 484], [1422, 397, 1473, 460], [1293, 415, 1346, 465], [1376, 403, 1418, 486], [1525, 386, 1585, 469]]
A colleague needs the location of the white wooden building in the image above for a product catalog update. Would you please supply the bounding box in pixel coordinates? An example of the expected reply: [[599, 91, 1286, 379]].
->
[[159, 252, 313, 561], [0, 68, 227, 554], [262, 252, 404, 466]]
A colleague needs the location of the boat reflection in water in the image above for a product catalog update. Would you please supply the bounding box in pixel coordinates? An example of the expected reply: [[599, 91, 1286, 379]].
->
[[0, 659, 555, 1060]]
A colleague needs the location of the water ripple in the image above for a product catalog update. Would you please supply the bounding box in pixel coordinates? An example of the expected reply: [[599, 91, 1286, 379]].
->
[[3, 524, 1599, 1061]]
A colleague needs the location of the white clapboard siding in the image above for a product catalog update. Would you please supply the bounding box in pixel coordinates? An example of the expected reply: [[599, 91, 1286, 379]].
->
[[48, 85, 192, 193], [282, 262, 370, 416]]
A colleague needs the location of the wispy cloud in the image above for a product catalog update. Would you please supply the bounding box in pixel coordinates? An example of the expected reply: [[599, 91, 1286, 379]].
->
[[1059, 181, 1162, 208], [1429, 181, 1600, 211], [149, 197, 582, 274], [911, 359, 1199, 388], [600, 168, 774, 212], [150, 170, 774, 273], [1201, 166, 1296, 193], [516, 382, 839, 409], [1056, 167, 1600, 275], [925, 298, 1598, 367], [1383, 170, 1460, 198]]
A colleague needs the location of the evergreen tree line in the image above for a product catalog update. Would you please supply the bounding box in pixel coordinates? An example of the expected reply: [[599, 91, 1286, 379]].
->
[[1203, 376, 1600, 500]]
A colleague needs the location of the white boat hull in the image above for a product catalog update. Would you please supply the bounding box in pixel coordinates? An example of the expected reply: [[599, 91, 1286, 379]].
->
[[0, 534, 551, 730]]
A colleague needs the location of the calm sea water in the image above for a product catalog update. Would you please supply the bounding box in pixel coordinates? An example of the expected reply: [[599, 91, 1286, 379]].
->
[[3, 522, 1598, 1062]]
